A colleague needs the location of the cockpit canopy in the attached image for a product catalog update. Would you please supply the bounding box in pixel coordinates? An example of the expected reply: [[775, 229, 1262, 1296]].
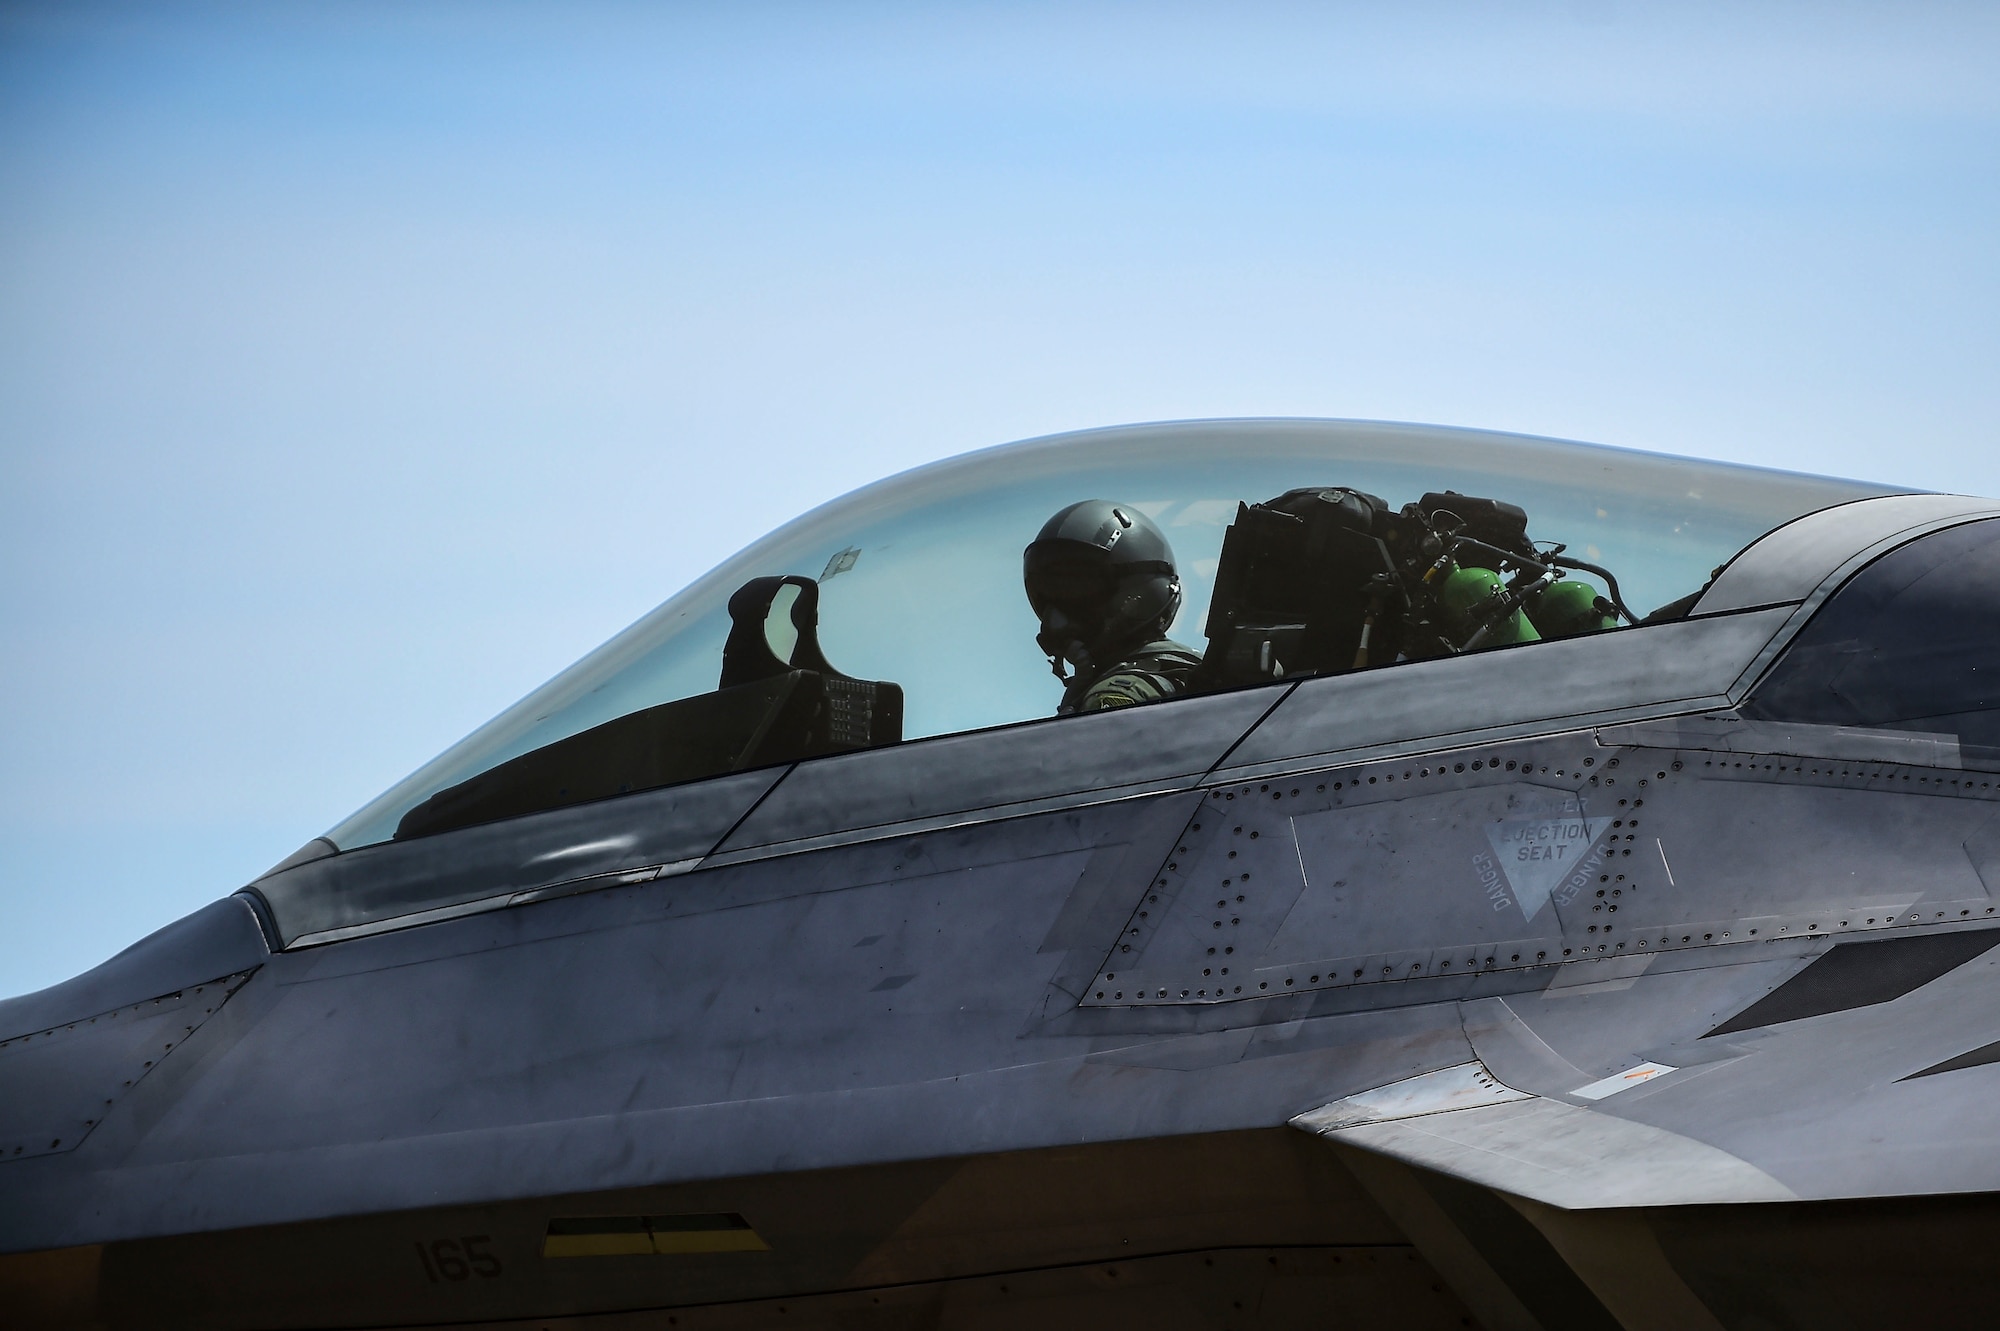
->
[[328, 420, 1892, 849]]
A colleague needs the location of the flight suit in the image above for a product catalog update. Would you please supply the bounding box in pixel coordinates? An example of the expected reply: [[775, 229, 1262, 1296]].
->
[[1060, 638, 1203, 715]]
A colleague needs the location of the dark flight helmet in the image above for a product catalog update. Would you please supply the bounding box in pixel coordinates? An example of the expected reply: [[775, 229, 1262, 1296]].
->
[[1024, 500, 1182, 678]]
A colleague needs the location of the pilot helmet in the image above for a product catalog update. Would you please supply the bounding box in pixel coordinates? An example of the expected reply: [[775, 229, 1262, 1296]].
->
[[1024, 500, 1182, 678]]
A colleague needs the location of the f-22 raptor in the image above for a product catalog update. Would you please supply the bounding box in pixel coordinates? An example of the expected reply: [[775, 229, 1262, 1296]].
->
[[6, 419, 2000, 1331]]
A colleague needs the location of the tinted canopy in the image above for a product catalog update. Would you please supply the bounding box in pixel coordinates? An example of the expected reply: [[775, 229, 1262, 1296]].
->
[[328, 420, 1891, 849], [1746, 517, 2000, 765]]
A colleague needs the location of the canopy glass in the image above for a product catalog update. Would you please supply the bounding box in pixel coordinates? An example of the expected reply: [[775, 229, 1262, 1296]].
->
[[329, 420, 1894, 849]]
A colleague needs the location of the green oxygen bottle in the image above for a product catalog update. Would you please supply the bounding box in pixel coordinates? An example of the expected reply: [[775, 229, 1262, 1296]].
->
[[1526, 578, 1620, 638], [1437, 566, 1541, 646]]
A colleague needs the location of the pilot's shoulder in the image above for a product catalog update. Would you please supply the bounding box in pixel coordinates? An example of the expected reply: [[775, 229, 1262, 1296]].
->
[[1077, 641, 1202, 711], [1134, 638, 1203, 668], [1077, 676, 1158, 711]]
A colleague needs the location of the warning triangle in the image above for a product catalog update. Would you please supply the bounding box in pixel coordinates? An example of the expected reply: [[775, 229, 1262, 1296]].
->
[[1484, 811, 1612, 921]]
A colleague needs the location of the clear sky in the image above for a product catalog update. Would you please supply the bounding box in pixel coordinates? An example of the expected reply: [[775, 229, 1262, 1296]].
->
[[3, 1, 1997, 998]]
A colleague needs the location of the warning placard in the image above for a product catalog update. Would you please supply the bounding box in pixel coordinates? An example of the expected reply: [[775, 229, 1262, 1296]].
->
[[1479, 799, 1611, 921]]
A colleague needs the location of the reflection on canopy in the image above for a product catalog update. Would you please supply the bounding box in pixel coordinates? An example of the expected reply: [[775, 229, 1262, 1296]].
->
[[329, 420, 1894, 848]]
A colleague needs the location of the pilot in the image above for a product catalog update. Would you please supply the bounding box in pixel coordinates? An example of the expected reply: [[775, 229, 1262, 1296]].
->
[[1024, 500, 1203, 714]]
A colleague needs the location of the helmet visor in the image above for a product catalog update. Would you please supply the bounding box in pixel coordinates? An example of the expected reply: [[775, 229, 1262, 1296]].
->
[[1023, 542, 1117, 624]]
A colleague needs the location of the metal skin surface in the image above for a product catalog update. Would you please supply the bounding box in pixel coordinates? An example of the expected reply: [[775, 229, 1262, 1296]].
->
[[6, 485, 2000, 1331]]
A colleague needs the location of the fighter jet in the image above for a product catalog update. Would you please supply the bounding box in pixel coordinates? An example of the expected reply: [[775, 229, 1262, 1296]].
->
[[4, 418, 1997, 1331]]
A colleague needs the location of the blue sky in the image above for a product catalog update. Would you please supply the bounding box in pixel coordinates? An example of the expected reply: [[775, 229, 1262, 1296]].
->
[[4, 1, 1998, 997]]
